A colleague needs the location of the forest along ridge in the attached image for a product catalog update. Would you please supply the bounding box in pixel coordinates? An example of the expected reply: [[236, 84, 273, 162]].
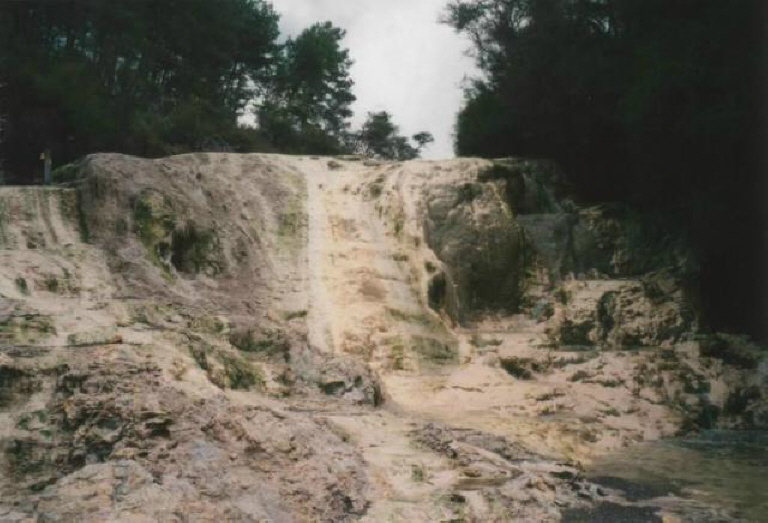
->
[[0, 153, 766, 522]]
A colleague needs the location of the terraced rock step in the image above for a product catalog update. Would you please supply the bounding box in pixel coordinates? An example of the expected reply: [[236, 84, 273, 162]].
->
[[0, 153, 764, 521]]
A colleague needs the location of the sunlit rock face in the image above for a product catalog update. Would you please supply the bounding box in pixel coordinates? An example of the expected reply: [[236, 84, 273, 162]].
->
[[0, 153, 763, 521]]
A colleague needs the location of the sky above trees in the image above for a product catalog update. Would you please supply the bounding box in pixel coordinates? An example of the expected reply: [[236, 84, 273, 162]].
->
[[268, 0, 477, 159]]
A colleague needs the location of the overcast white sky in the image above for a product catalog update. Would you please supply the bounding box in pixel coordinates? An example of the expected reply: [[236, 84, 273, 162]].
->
[[268, 0, 477, 159]]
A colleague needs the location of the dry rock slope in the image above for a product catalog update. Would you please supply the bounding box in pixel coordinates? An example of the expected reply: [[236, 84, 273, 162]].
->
[[0, 153, 765, 522]]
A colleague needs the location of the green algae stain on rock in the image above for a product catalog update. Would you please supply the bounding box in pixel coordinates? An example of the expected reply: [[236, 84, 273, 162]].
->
[[133, 190, 175, 270], [276, 170, 308, 252], [188, 338, 265, 391], [277, 209, 305, 249], [132, 190, 223, 277], [0, 196, 12, 248], [229, 327, 290, 362], [411, 335, 458, 365], [169, 224, 223, 276], [0, 309, 56, 345], [219, 353, 266, 390]]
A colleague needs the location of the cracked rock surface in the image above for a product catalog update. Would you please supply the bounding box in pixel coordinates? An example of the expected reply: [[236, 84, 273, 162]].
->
[[0, 154, 764, 521]]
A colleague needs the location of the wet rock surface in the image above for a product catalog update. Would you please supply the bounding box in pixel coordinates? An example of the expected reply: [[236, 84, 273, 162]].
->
[[0, 153, 764, 521], [1, 351, 370, 522], [561, 503, 663, 523]]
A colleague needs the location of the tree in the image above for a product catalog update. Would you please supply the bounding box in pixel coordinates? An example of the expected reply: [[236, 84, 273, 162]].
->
[[0, 0, 280, 178], [444, 0, 767, 340], [354, 111, 433, 160], [412, 132, 435, 151], [258, 21, 356, 154]]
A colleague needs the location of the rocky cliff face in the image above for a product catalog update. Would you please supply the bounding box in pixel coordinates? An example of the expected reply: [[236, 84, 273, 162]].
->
[[0, 153, 764, 521]]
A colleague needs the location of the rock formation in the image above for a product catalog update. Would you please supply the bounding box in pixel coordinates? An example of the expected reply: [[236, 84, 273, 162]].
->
[[0, 153, 764, 521]]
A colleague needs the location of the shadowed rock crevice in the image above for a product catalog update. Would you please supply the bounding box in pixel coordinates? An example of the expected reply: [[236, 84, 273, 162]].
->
[[169, 224, 223, 276], [423, 173, 530, 322]]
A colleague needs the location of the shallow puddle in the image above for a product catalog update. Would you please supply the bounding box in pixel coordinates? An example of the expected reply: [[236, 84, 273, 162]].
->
[[584, 431, 768, 522]]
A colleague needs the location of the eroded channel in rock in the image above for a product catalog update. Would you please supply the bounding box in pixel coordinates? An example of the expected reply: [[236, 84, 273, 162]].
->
[[0, 153, 765, 521]]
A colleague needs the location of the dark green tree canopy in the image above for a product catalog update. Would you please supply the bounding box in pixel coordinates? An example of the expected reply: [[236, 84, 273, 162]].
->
[[0, 3, 401, 172], [257, 21, 356, 154], [445, 0, 764, 204], [354, 111, 433, 161], [445, 0, 767, 340], [0, 0, 282, 174], [412, 132, 436, 151], [0, 3, 433, 170]]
